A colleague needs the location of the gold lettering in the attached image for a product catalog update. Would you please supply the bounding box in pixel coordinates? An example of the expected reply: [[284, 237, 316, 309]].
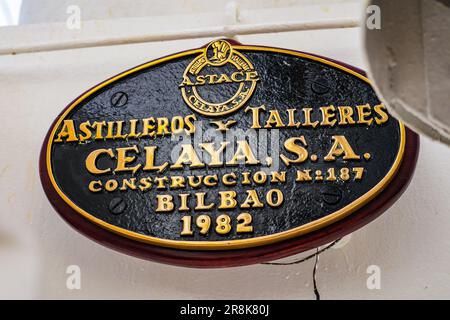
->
[[266, 189, 284, 207], [338, 106, 356, 125], [374, 104, 389, 124], [171, 144, 205, 169], [227, 141, 259, 165], [156, 194, 174, 212], [199, 142, 230, 166], [264, 109, 285, 128], [357, 104, 373, 125], [241, 190, 264, 209], [320, 105, 337, 126], [245, 105, 266, 129], [115, 145, 141, 174], [195, 192, 214, 211], [88, 180, 102, 192], [218, 191, 237, 209]]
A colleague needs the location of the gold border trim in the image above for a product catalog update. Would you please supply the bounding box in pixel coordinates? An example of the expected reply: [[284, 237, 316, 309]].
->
[[46, 45, 406, 251]]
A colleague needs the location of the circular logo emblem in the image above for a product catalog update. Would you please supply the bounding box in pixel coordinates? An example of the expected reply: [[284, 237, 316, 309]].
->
[[180, 40, 259, 117]]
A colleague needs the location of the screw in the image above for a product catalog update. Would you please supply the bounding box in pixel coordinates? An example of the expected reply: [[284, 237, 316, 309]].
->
[[311, 78, 330, 95], [108, 197, 127, 215], [320, 186, 342, 205], [110, 91, 128, 107]]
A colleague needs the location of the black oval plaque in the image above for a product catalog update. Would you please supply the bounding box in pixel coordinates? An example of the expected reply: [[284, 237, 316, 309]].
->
[[40, 40, 418, 266]]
